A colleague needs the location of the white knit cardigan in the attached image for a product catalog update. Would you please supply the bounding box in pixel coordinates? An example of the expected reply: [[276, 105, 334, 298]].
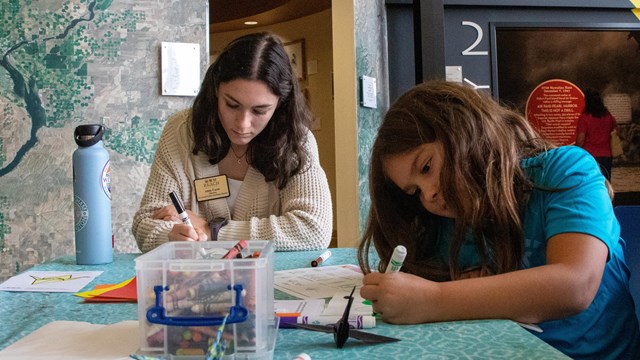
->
[[132, 109, 333, 252]]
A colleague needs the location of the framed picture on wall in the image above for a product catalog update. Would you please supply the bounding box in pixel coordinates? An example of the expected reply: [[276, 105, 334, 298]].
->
[[284, 39, 306, 80]]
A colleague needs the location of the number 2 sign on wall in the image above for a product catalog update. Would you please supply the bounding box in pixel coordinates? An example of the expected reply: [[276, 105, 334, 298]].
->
[[460, 21, 490, 90]]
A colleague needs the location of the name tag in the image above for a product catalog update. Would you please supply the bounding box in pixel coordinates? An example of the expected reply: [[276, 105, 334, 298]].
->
[[194, 175, 230, 202]]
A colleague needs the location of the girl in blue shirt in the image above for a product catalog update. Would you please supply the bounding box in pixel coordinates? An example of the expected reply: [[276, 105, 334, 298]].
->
[[358, 81, 639, 359]]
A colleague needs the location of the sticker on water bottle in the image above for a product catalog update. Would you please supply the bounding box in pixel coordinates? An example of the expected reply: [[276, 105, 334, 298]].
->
[[74, 195, 89, 232], [101, 160, 111, 200]]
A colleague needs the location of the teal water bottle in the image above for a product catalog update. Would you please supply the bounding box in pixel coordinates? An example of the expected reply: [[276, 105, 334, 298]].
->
[[73, 124, 113, 265]]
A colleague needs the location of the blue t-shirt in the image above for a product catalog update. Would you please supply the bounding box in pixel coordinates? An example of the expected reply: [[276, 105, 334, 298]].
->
[[438, 146, 639, 359]]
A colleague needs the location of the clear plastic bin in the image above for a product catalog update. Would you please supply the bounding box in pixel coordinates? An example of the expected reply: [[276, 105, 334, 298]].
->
[[134, 241, 276, 359]]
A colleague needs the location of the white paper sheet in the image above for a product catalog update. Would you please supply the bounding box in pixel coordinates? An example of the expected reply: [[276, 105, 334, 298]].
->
[[161, 42, 200, 96], [274, 264, 363, 299], [0, 320, 139, 360], [323, 290, 373, 316], [0, 271, 102, 292]]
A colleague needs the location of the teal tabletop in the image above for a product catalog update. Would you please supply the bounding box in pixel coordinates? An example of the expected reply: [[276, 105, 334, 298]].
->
[[0, 248, 569, 359]]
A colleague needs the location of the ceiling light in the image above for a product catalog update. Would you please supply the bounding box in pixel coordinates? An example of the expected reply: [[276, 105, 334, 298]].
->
[[244, 21, 258, 25]]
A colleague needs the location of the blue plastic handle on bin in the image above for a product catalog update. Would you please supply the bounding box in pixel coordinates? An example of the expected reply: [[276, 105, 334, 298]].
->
[[146, 284, 248, 327]]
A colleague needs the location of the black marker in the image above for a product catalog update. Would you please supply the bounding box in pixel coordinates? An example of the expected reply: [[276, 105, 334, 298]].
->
[[169, 191, 193, 227]]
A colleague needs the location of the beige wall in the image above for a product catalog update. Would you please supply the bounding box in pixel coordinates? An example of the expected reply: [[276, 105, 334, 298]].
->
[[331, 1, 359, 248], [210, 10, 337, 241]]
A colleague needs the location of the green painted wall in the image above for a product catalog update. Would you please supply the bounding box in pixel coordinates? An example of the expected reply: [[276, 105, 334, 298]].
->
[[354, 0, 389, 234]]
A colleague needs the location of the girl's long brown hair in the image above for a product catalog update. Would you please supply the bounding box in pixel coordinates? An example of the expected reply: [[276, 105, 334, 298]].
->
[[358, 81, 554, 281]]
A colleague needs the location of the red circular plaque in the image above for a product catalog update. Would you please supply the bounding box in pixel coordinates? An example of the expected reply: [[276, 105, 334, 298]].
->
[[525, 79, 584, 146]]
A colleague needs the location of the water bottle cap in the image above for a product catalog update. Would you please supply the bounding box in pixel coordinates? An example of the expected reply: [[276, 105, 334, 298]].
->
[[74, 125, 105, 147]]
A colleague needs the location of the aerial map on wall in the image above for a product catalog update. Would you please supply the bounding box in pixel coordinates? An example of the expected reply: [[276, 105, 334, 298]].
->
[[0, 0, 208, 280]]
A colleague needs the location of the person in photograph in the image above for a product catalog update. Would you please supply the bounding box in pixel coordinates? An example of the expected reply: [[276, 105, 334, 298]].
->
[[576, 88, 618, 180]]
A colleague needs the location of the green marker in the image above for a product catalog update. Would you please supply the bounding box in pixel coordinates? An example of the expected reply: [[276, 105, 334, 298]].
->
[[386, 245, 407, 273]]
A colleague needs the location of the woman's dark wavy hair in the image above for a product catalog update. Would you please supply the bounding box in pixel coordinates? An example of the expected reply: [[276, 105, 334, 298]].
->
[[357, 81, 555, 281], [582, 88, 610, 118], [191, 32, 312, 189]]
